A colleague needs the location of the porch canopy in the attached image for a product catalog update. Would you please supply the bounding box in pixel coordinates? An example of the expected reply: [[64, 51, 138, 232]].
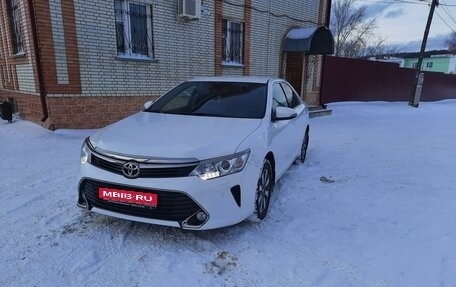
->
[[282, 26, 334, 55]]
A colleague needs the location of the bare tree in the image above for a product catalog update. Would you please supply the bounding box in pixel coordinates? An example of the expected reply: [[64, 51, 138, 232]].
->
[[446, 32, 456, 52], [365, 40, 403, 57], [330, 0, 377, 57]]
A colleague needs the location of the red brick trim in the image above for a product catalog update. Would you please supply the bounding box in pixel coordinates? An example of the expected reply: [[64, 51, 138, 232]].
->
[[47, 96, 155, 129], [243, 0, 251, 75], [0, 90, 42, 122], [214, 0, 223, 76], [0, 66, 5, 88], [12, 64, 19, 89], [24, 0, 42, 93], [4, 64, 20, 90], [61, 0, 81, 92], [33, 0, 81, 94]]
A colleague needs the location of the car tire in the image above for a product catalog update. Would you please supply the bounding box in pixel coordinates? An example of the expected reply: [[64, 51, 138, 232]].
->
[[296, 130, 309, 164], [253, 159, 274, 221]]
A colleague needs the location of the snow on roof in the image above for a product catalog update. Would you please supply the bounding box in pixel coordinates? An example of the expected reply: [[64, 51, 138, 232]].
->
[[286, 27, 317, 40]]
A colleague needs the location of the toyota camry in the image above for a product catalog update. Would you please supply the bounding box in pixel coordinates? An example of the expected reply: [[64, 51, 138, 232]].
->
[[77, 77, 310, 230]]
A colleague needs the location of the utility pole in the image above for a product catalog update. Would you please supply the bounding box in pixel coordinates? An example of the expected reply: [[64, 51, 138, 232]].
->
[[409, 0, 439, 107]]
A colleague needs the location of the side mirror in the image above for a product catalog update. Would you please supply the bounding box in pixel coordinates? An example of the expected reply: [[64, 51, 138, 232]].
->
[[144, 100, 154, 110], [273, 107, 297, 121]]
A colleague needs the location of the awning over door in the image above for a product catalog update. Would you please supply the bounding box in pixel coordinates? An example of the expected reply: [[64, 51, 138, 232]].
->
[[282, 26, 334, 55]]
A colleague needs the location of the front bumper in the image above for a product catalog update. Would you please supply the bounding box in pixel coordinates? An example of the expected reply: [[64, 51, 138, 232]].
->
[[78, 161, 259, 230]]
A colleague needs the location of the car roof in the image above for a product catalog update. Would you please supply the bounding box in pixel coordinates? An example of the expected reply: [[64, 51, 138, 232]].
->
[[187, 76, 282, 84]]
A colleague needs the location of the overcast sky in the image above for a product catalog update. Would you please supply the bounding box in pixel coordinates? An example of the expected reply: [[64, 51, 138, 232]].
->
[[351, 0, 456, 51]]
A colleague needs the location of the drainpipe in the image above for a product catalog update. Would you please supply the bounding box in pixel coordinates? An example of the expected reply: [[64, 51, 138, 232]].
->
[[27, 0, 48, 122], [319, 0, 332, 109]]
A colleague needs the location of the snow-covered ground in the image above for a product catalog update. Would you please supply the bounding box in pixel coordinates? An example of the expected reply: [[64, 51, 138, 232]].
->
[[1, 101, 456, 287]]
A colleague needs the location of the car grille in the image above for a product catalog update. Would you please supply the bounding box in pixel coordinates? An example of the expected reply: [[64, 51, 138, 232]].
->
[[91, 153, 198, 178], [80, 179, 201, 222]]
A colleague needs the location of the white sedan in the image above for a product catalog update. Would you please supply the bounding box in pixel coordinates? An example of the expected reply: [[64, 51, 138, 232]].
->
[[78, 77, 310, 230]]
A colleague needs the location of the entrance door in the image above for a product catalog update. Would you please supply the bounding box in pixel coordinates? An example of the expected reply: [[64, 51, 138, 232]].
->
[[284, 52, 303, 96]]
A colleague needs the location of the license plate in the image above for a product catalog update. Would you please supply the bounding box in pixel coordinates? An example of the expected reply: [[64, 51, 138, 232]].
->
[[98, 187, 158, 207]]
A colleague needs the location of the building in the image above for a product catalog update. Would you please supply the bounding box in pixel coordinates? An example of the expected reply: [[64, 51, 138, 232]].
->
[[0, 0, 333, 129], [403, 54, 456, 74], [369, 57, 405, 68]]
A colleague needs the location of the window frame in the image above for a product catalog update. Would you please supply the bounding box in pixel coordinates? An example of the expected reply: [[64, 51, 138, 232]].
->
[[222, 19, 244, 65], [8, 0, 24, 55], [115, 0, 154, 59], [280, 83, 302, 109], [272, 83, 289, 109], [426, 62, 433, 68]]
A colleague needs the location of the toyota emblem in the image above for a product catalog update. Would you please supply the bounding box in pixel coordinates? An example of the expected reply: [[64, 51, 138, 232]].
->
[[122, 161, 140, 179]]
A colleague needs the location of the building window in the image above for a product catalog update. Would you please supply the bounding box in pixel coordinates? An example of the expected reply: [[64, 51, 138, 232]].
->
[[8, 0, 23, 54], [412, 62, 418, 69], [222, 19, 243, 64], [426, 62, 433, 68], [115, 0, 154, 59]]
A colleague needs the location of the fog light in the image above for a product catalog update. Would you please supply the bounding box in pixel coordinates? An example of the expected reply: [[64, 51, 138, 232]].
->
[[196, 211, 207, 221]]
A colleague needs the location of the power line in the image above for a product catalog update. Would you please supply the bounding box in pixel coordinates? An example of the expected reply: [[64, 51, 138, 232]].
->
[[357, 0, 456, 7], [356, 0, 428, 5], [435, 9, 456, 32], [439, 0, 456, 26], [382, 0, 427, 5], [220, 0, 317, 25]]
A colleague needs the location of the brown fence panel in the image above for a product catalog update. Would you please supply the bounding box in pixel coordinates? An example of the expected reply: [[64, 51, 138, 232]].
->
[[322, 56, 456, 103], [421, 72, 456, 101]]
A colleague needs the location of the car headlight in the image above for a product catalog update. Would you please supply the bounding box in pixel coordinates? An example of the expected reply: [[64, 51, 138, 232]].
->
[[190, 149, 250, 180], [80, 138, 92, 164]]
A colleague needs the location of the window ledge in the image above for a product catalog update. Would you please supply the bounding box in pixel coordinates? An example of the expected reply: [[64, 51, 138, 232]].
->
[[11, 52, 26, 59], [116, 55, 158, 63], [222, 62, 244, 68]]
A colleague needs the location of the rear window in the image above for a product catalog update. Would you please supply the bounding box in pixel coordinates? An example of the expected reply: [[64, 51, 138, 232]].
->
[[147, 81, 267, 119]]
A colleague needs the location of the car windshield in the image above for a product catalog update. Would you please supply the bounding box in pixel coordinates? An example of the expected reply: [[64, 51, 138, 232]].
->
[[146, 81, 267, 119]]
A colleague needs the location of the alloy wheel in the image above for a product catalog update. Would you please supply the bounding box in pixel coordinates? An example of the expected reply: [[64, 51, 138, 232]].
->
[[299, 132, 309, 163], [255, 160, 273, 220]]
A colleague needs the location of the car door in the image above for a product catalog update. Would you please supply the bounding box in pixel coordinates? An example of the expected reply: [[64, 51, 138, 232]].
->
[[268, 82, 298, 178], [280, 82, 308, 157]]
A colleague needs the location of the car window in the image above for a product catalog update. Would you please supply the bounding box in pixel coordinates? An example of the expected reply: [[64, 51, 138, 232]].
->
[[148, 82, 267, 119], [280, 83, 301, 109], [161, 86, 195, 112], [272, 84, 288, 109]]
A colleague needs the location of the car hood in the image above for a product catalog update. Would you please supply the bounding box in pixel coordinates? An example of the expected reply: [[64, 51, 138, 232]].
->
[[89, 112, 262, 160]]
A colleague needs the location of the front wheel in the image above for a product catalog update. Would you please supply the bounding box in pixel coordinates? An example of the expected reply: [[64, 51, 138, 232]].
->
[[254, 159, 274, 220]]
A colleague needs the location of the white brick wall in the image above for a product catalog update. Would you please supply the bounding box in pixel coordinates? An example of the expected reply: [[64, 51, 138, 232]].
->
[[73, 0, 216, 97], [14, 0, 37, 93], [16, 63, 36, 92], [222, 0, 245, 19], [249, 0, 319, 77], [71, 0, 321, 96]]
